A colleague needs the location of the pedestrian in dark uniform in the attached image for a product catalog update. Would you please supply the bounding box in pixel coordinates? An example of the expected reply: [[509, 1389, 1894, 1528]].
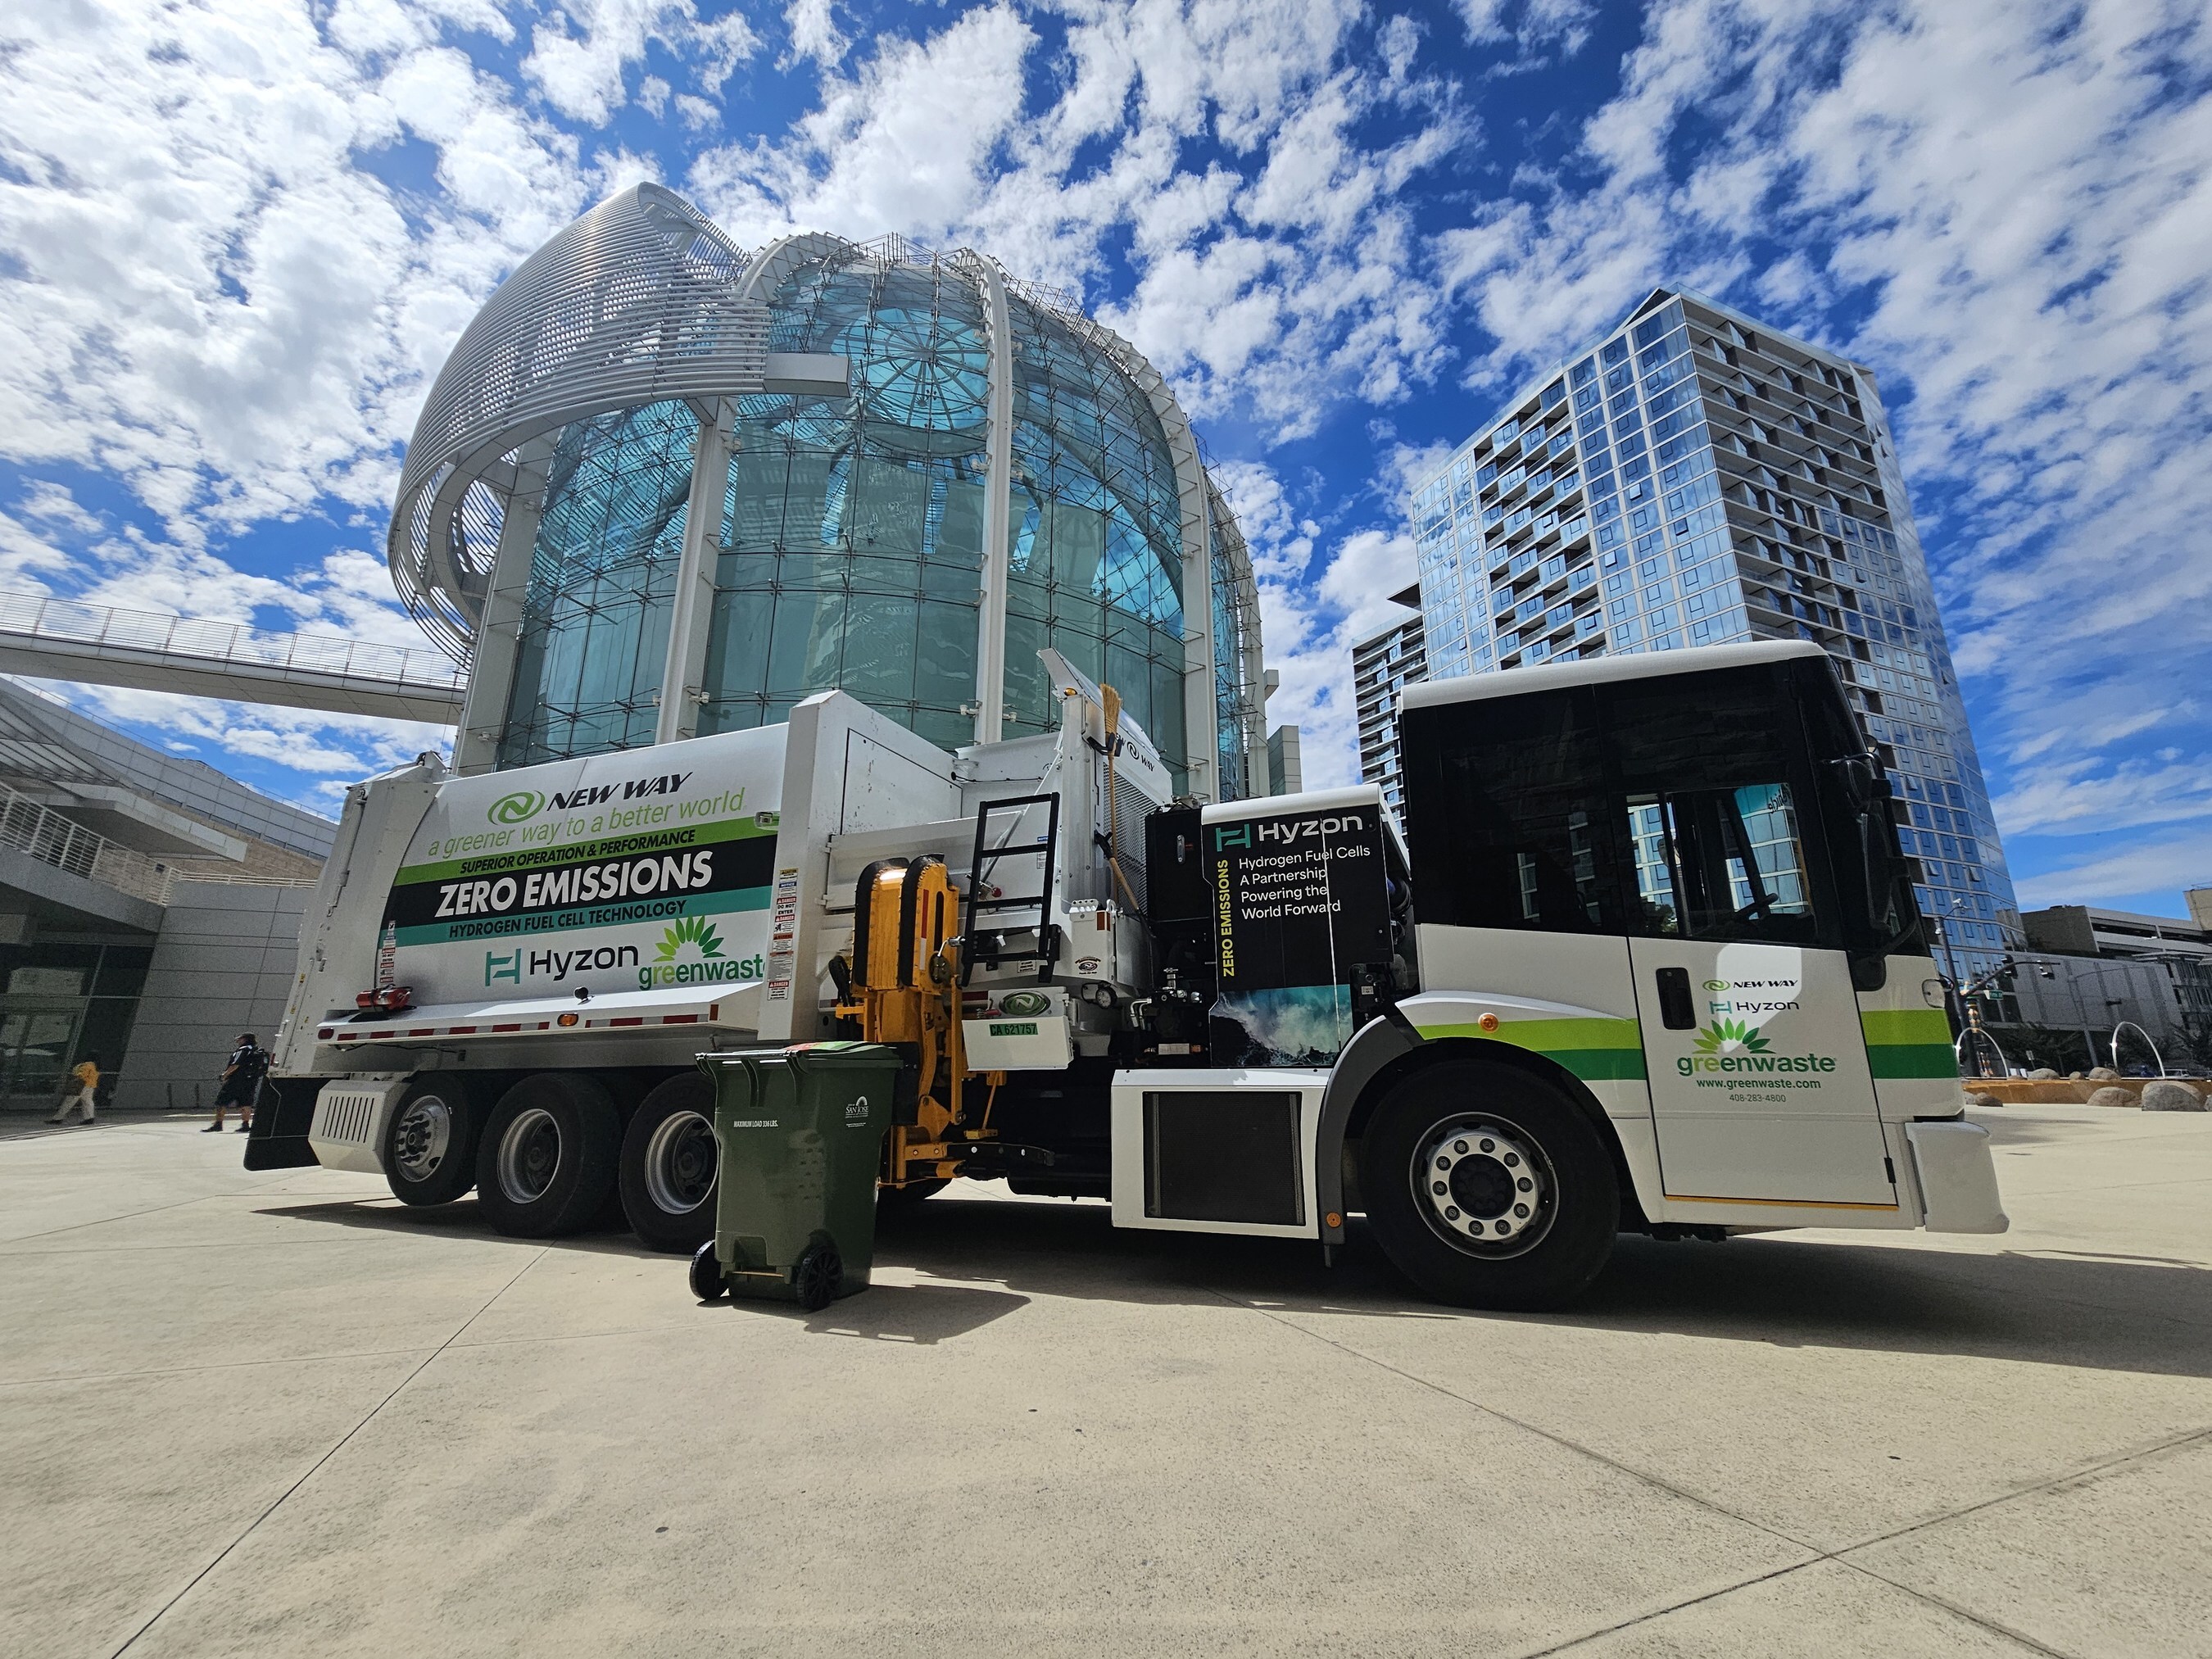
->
[[207, 1034, 268, 1133]]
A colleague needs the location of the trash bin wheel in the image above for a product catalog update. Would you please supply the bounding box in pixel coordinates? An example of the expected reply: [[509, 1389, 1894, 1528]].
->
[[687, 1239, 728, 1302], [793, 1239, 842, 1312]]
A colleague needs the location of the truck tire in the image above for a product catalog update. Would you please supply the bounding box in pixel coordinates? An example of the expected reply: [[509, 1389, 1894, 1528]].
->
[[619, 1073, 719, 1253], [1360, 1058, 1617, 1311], [475, 1073, 620, 1238], [382, 1073, 478, 1207]]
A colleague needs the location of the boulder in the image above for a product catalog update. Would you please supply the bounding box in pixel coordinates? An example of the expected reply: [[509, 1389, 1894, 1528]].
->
[[2087, 1067, 2121, 1081], [2087, 1086, 2135, 1108], [2026, 1068, 2060, 1081], [2141, 1081, 2207, 1113]]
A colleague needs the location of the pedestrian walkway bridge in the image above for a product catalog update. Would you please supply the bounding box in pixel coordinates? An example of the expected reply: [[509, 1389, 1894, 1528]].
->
[[0, 593, 465, 725]]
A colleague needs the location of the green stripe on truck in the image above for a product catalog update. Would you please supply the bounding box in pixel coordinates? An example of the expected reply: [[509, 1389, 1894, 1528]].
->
[[1414, 1016, 1650, 1082], [1861, 1006, 1956, 1079]]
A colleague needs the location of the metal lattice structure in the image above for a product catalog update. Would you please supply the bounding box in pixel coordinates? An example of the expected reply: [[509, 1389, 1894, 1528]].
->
[[391, 185, 766, 661], [393, 188, 1271, 798]]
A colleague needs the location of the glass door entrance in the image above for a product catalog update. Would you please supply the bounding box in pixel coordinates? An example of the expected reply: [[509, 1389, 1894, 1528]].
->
[[0, 1000, 88, 1111]]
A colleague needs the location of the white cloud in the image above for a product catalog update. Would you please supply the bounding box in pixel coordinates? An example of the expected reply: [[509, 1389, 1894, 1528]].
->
[[2011, 836, 2212, 913], [692, 2, 1038, 246], [784, 0, 847, 69], [523, 0, 758, 126], [1214, 459, 1417, 789]]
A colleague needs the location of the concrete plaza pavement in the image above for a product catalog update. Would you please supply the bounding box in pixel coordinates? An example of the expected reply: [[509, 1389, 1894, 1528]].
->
[[2, 1103, 2207, 1657]]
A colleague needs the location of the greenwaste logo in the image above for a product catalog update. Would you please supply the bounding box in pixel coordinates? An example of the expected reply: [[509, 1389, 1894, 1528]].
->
[[1678, 1016, 1837, 1078], [655, 916, 725, 961], [1693, 1018, 1770, 1055], [637, 917, 762, 990], [487, 791, 545, 825]]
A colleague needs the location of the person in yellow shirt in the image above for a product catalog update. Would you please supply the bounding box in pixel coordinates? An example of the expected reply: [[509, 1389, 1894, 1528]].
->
[[49, 1054, 99, 1126]]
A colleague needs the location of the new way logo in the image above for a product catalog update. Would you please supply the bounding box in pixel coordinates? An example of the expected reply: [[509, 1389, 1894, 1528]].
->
[[487, 791, 545, 825]]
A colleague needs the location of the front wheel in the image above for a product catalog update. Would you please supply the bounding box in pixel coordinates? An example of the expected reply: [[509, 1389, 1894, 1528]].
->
[[619, 1073, 720, 1253], [382, 1074, 478, 1207], [1360, 1059, 1617, 1310]]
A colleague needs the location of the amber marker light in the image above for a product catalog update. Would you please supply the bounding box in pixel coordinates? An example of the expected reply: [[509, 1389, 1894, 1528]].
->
[[557, 1011, 581, 1028], [1325, 1213, 1343, 1229], [1478, 1013, 1500, 1032]]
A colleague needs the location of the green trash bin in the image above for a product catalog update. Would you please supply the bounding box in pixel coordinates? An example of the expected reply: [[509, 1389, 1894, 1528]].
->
[[694, 1042, 900, 1310]]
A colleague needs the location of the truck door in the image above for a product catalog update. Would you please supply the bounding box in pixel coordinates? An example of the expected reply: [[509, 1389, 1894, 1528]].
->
[[1604, 674, 1897, 1208]]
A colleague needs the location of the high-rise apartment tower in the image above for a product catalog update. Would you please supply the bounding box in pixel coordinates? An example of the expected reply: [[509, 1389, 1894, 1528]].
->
[[1351, 582, 1425, 814], [1406, 287, 2020, 981]]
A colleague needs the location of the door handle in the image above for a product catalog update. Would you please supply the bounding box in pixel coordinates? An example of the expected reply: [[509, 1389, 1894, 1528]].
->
[[1654, 967, 1696, 1030]]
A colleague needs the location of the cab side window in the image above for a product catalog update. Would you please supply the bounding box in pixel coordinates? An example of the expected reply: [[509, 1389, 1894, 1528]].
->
[[1401, 687, 1628, 933]]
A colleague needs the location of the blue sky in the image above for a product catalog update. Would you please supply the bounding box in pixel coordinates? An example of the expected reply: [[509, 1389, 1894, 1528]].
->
[[1, 0, 2207, 916]]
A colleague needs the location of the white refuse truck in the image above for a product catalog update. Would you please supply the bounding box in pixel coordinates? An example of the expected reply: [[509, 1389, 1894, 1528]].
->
[[257, 639, 2005, 1308]]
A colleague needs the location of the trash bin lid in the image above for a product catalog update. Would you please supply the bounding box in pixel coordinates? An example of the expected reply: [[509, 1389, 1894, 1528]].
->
[[783, 1041, 903, 1072]]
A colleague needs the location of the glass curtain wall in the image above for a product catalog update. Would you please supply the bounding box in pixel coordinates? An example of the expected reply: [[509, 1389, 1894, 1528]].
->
[[498, 400, 697, 766], [1000, 298, 1187, 777], [696, 254, 990, 752], [1210, 487, 1258, 798]]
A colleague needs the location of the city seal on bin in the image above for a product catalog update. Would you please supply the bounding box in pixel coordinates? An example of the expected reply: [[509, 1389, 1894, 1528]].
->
[[845, 1095, 870, 1126]]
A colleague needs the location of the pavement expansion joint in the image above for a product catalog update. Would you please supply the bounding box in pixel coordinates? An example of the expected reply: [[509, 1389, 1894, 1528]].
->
[[103, 1245, 551, 1659], [1217, 1286, 2209, 1659]]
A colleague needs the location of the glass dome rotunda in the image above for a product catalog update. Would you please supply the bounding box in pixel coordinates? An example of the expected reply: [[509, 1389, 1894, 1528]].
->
[[391, 187, 1268, 799]]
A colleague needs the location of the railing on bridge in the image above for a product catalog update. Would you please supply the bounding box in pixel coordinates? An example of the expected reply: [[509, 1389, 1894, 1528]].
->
[[0, 592, 467, 702]]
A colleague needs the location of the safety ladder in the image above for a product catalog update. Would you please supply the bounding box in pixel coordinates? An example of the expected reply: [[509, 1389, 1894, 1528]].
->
[[961, 793, 1061, 986]]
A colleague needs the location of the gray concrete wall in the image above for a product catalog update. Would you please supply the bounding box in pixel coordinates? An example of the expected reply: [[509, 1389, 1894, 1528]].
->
[[2011, 952, 2187, 1047], [114, 881, 310, 1111]]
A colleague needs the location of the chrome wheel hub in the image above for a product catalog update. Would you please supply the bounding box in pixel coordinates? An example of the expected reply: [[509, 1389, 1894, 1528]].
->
[[1419, 1122, 1547, 1245], [392, 1095, 453, 1182], [496, 1107, 561, 1203], [643, 1109, 717, 1215]]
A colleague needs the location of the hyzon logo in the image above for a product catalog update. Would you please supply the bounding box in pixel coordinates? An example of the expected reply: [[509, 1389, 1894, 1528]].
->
[[1213, 823, 1252, 850], [487, 790, 545, 825]]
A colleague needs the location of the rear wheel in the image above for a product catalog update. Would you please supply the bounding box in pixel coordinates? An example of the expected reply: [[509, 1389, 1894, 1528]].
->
[[1361, 1058, 1617, 1310], [382, 1074, 478, 1207], [619, 1073, 720, 1253], [475, 1073, 620, 1238]]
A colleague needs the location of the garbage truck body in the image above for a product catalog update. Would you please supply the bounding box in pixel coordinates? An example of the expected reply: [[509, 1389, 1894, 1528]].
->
[[261, 639, 2006, 1308]]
